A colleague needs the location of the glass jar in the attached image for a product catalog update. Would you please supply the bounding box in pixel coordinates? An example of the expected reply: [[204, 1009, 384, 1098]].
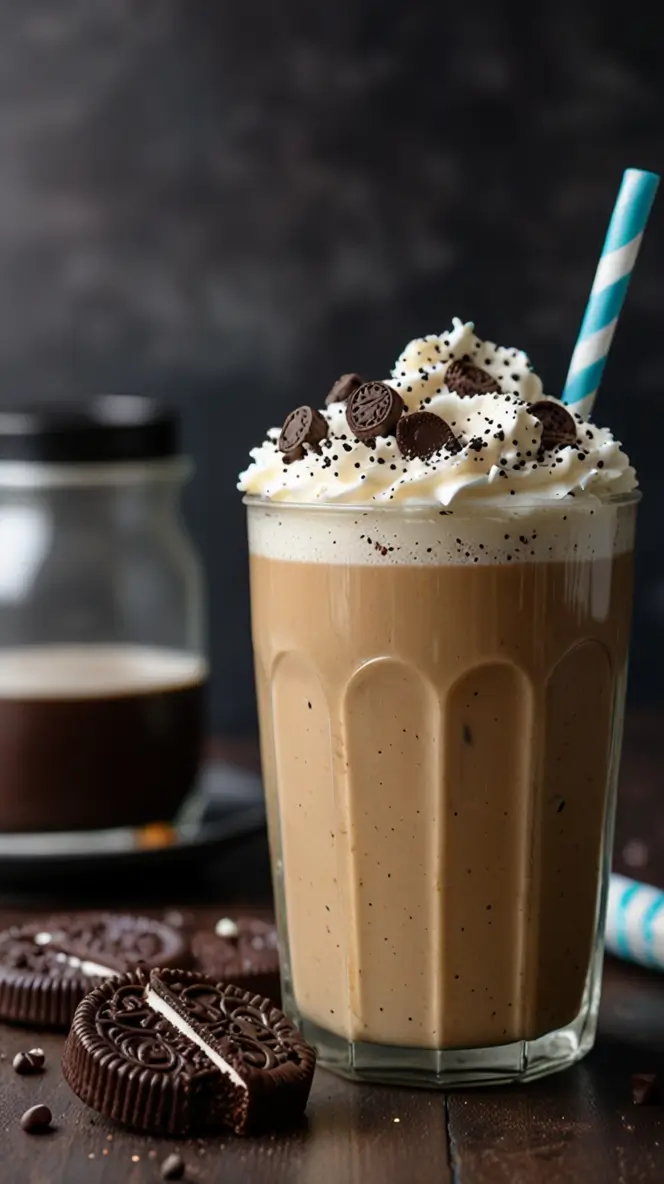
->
[[0, 397, 207, 833]]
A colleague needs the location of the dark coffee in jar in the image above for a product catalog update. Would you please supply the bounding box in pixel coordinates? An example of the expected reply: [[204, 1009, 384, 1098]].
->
[[0, 645, 207, 832]]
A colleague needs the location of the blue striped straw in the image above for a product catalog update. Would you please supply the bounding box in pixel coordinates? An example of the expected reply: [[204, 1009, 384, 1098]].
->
[[561, 168, 660, 420], [606, 873, 664, 970]]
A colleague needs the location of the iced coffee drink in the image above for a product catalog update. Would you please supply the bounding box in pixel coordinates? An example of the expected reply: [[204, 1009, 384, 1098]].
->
[[239, 319, 638, 1086]]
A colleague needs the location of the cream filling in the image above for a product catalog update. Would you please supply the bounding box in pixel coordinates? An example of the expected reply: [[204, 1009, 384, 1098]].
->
[[145, 985, 247, 1093], [34, 932, 116, 978]]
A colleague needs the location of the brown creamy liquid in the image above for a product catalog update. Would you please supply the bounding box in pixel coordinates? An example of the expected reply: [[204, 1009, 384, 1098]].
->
[[251, 544, 634, 1049], [0, 646, 207, 833]]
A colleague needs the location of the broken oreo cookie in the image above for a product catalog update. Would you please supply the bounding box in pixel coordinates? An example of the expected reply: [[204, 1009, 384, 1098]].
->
[[445, 359, 501, 397], [529, 400, 578, 451], [346, 382, 404, 442], [0, 912, 188, 1029], [325, 372, 364, 407], [62, 968, 316, 1137], [192, 917, 280, 1003], [278, 406, 329, 463], [396, 411, 460, 460]]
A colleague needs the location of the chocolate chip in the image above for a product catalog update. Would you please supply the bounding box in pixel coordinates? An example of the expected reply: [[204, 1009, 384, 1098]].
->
[[528, 401, 577, 451], [445, 359, 501, 397], [278, 406, 329, 463], [396, 411, 460, 460], [325, 372, 364, 406], [347, 382, 404, 442], [161, 1152, 186, 1180], [13, 1051, 43, 1075], [631, 1072, 659, 1105], [20, 1104, 52, 1134]]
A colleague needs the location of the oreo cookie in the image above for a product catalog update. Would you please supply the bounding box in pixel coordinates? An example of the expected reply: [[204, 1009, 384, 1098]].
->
[[0, 913, 188, 1030], [325, 372, 364, 407], [278, 406, 329, 463], [396, 411, 460, 460], [62, 969, 316, 1136], [346, 382, 404, 442], [192, 917, 280, 1002], [445, 359, 502, 397], [528, 400, 578, 450]]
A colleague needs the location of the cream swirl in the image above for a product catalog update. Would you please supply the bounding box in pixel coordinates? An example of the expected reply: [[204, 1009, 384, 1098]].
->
[[238, 319, 636, 506]]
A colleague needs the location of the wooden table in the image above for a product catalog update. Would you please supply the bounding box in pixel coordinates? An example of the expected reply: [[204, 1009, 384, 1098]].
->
[[1, 717, 664, 1183]]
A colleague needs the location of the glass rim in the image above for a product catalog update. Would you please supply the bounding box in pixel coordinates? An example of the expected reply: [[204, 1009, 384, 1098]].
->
[[244, 489, 641, 515]]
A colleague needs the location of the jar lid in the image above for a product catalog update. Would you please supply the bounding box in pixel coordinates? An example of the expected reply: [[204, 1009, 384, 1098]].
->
[[0, 396, 178, 463]]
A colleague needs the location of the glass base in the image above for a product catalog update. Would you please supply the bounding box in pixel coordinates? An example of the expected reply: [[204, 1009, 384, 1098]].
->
[[296, 1003, 599, 1089]]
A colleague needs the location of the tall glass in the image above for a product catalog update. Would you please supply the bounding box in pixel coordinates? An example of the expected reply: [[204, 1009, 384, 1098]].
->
[[247, 493, 638, 1087]]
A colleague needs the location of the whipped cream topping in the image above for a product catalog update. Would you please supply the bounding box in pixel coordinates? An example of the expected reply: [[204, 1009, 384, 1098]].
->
[[239, 319, 636, 507]]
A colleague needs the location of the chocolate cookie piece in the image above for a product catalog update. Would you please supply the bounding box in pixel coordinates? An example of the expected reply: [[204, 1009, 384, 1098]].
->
[[0, 913, 189, 1030], [20, 1105, 52, 1134], [396, 411, 460, 460], [325, 372, 364, 406], [631, 1072, 659, 1105], [192, 917, 280, 1003], [62, 969, 316, 1137], [278, 406, 329, 463], [528, 400, 578, 451], [346, 382, 404, 442], [445, 359, 502, 397]]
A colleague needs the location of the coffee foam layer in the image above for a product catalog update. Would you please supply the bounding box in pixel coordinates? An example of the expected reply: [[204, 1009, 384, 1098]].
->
[[0, 645, 208, 699], [248, 502, 635, 566]]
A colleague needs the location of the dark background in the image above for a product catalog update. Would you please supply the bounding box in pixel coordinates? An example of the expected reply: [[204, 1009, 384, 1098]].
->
[[0, 0, 662, 734]]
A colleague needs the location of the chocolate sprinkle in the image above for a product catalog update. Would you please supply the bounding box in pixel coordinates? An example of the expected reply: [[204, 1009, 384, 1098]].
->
[[396, 411, 460, 460], [346, 382, 404, 442], [325, 372, 364, 406], [20, 1105, 52, 1134], [13, 1051, 43, 1076], [445, 359, 502, 397], [278, 406, 329, 463], [529, 401, 577, 451]]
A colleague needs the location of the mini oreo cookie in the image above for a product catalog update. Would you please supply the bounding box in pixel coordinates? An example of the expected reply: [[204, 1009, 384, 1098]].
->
[[529, 400, 578, 450], [192, 917, 280, 1002], [396, 411, 460, 460], [445, 358, 501, 397], [325, 372, 364, 406], [62, 968, 316, 1137], [0, 913, 188, 1030], [347, 382, 404, 442], [278, 406, 328, 463]]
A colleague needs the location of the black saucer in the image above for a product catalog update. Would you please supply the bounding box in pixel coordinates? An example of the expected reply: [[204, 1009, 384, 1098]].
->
[[0, 762, 266, 886]]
